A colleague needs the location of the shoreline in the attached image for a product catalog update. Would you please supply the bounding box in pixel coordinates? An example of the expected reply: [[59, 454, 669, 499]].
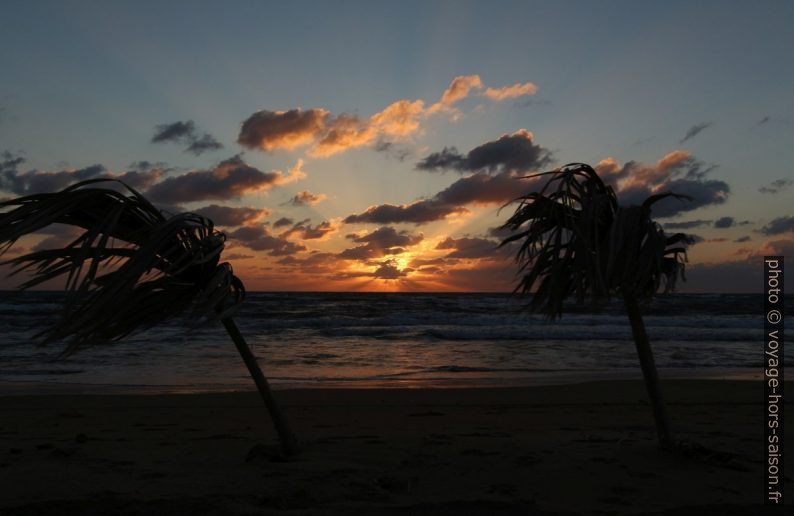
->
[[0, 367, 762, 396], [0, 379, 785, 514]]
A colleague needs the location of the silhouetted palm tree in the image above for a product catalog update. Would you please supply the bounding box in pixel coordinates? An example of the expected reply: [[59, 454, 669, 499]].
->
[[0, 178, 299, 456], [500, 163, 692, 449]]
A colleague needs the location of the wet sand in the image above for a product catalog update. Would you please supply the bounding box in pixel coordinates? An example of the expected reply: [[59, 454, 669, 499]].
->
[[0, 379, 786, 514]]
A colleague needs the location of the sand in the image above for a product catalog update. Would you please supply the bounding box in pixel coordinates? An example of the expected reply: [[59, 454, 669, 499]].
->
[[0, 379, 786, 514]]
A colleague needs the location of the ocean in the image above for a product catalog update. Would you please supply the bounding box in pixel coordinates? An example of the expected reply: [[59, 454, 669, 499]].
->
[[0, 291, 790, 393]]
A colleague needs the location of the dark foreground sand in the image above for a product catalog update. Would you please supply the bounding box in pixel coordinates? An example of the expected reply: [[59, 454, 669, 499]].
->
[[0, 380, 788, 514]]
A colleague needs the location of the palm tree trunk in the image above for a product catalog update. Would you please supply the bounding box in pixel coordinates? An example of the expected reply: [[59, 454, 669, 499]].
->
[[222, 317, 300, 456], [623, 294, 674, 449]]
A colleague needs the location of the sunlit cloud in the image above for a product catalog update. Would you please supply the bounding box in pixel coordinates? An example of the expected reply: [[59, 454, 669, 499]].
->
[[237, 75, 539, 158], [596, 151, 728, 217], [145, 156, 305, 204], [482, 81, 538, 101], [285, 190, 327, 206]]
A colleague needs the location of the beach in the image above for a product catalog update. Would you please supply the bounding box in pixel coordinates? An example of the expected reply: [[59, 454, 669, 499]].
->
[[0, 379, 782, 514]]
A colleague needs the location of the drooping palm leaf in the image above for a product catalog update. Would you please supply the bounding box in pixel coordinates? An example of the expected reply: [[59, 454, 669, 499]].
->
[[499, 163, 693, 318], [1, 178, 298, 455], [0, 178, 243, 353]]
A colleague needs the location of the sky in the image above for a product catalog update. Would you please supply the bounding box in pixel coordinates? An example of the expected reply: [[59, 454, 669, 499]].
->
[[1, 0, 793, 292]]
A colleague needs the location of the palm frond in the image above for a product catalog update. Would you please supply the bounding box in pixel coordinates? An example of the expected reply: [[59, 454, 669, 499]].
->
[[499, 163, 692, 318], [0, 179, 244, 354]]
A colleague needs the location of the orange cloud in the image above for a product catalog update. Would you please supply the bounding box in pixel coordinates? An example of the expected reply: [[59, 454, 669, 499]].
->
[[238, 108, 328, 151], [482, 81, 538, 100], [238, 75, 539, 157], [427, 75, 484, 114]]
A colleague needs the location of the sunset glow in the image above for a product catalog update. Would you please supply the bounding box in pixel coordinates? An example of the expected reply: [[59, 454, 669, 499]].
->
[[1, 1, 792, 293]]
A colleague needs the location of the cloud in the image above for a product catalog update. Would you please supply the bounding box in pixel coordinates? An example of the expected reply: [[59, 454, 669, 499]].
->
[[757, 115, 790, 126], [758, 215, 794, 235], [713, 216, 735, 229], [435, 236, 502, 259], [1, 153, 164, 195], [273, 217, 294, 228], [192, 204, 269, 226], [310, 100, 426, 158], [662, 219, 711, 229], [482, 81, 538, 101], [372, 260, 410, 279], [238, 108, 329, 152], [427, 75, 484, 115], [759, 178, 793, 194], [416, 129, 553, 174], [345, 169, 538, 225], [344, 199, 468, 225], [151, 120, 223, 155], [599, 151, 729, 218], [734, 235, 751, 243], [237, 75, 538, 158], [338, 226, 423, 260], [280, 219, 338, 240], [679, 122, 712, 143], [145, 156, 305, 204], [228, 225, 306, 256], [285, 190, 327, 207]]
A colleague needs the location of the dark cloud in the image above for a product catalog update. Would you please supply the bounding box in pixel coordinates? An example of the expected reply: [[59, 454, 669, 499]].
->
[[416, 129, 553, 174], [1, 153, 163, 195], [372, 261, 410, 280], [186, 133, 224, 155], [280, 219, 337, 240], [228, 225, 306, 256], [734, 235, 751, 243], [348, 226, 423, 247], [759, 178, 793, 194], [679, 122, 712, 143], [145, 155, 301, 204], [758, 215, 794, 235], [713, 217, 734, 229], [285, 190, 326, 206], [435, 236, 501, 260], [606, 151, 729, 218], [338, 226, 422, 260], [374, 140, 412, 161], [661, 219, 711, 230], [344, 199, 468, 225], [647, 178, 730, 217], [345, 171, 537, 225], [237, 108, 328, 152], [192, 204, 269, 227], [151, 121, 194, 143], [273, 217, 294, 228], [151, 120, 223, 155], [711, 217, 749, 229]]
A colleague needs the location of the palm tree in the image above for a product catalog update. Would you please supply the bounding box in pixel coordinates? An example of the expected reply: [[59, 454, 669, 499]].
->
[[499, 163, 692, 450], [0, 178, 299, 456]]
